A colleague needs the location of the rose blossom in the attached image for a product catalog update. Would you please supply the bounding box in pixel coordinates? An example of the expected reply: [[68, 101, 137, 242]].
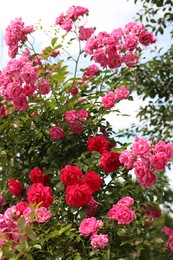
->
[[123, 52, 138, 67], [15, 201, 28, 217], [82, 64, 99, 78], [87, 135, 109, 154], [65, 184, 92, 207], [132, 136, 151, 157], [29, 167, 49, 186], [90, 234, 109, 249], [115, 86, 130, 100], [114, 206, 136, 224], [153, 141, 173, 160], [102, 92, 116, 108], [150, 152, 168, 171], [79, 217, 103, 236], [64, 110, 77, 123], [138, 31, 156, 46], [79, 26, 95, 41], [50, 125, 65, 140], [80, 171, 103, 193], [100, 150, 121, 173], [162, 227, 173, 237], [119, 150, 135, 169], [8, 179, 22, 196], [76, 110, 89, 121], [27, 183, 54, 208], [117, 196, 134, 207], [36, 207, 52, 223], [124, 34, 138, 51], [60, 164, 82, 186]]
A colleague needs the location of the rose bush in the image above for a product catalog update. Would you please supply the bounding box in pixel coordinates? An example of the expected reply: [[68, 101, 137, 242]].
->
[[0, 5, 173, 259]]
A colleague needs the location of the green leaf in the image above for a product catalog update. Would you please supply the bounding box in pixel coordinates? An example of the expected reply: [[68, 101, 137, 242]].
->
[[25, 225, 36, 241]]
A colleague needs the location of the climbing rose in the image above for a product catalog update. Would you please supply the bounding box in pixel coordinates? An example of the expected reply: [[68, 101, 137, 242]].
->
[[90, 234, 109, 249], [8, 179, 22, 196], [79, 217, 103, 236], [87, 135, 109, 154], [27, 183, 54, 208], [50, 125, 65, 140], [65, 184, 92, 207], [100, 150, 121, 173], [60, 164, 82, 186], [29, 167, 49, 186], [80, 171, 103, 193], [102, 92, 116, 108]]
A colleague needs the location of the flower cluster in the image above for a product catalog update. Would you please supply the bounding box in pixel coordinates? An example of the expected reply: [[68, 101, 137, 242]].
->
[[60, 165, 102, 207], [0, 56, 38, 111], [55, 6, 89, 32], [84, 21, 156, 68], [4, 17, 34, 58], [79, 217, 108, 249], [0, 202, 51, 249], [119, 137, 173, 188], [102, 85, 130, 108], [162, 227, 173, 253], [108, 196, 136, 224], [64, 109, 89, 134]]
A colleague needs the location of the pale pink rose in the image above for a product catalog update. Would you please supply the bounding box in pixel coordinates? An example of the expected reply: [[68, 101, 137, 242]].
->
[[90, 234, 109, 249], [114, 206, 135, 224], [4, 206, 17, 221], [124, 34, 138, 51], [79, 26, 95, 41], [64, 110, 77, 123], [123, 52, 138, 67], [154, 141, 173, 160], [115, 85, 130, 100], [79, 217, 99, 236], [0, 214, 8, 232], [132, 137, 151, 157], [36, 207, 52, 223], [117, 196, 134, 207], [50, 125, 65, 140], [102, 92, 116, 108], [119, 150, 135, 169], [150, 152, 168, 171]]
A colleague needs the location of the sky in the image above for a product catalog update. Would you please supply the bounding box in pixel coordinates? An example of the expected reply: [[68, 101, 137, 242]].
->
[[0, 0, 172, 183]]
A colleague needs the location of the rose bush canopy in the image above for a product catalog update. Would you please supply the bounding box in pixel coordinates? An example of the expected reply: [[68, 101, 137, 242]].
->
[[0, 5, 173, 260]]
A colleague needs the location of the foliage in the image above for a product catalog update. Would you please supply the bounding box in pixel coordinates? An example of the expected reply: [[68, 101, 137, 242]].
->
[[0, 5, 173, 259]]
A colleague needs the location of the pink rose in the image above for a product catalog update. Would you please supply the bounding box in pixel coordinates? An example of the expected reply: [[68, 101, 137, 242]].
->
[[124, 34, 138, 51], [132, 136, 151, 157], [114, 206, 136, 224], [117, 196, 134, 207], [36, 207, 52, 223], [123, 52, 138, 67], [64, 110, 77, 123], [150, 152, 168, 171], [79, 217, 103, 236], [119, 150, 135, 169], [139, 31, 156, 46], [90, 234, 109, 249], [50, 125, 65, 140], [79, 26, 95, 41], [115, 86, 130, 100], [154, 141, 173, 160], [102, 92, 116, 108]]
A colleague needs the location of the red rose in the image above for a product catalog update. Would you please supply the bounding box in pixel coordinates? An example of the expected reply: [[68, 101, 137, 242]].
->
[[27, 183, 54, 208], [80, 171, 103, 193], [8, 179, 22, 196], [29, 167, 49, 186], [87, 135, 109, 154], [100, 150, 121, 173], [60, 164, 82, 186], [65, 184, 92, 207]]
